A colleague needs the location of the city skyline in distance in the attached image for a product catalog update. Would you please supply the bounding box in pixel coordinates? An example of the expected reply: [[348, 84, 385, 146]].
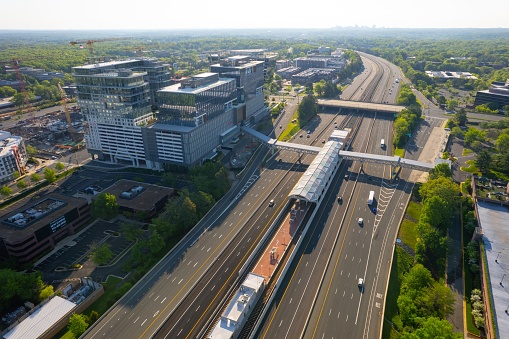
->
[[1, 0, 508, 30]]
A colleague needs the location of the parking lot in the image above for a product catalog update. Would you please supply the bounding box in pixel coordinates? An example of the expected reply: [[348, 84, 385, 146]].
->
[[35, 219, 134, 273]]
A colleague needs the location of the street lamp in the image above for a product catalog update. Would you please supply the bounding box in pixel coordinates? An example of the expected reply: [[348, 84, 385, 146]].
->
[[496, 252, 501, 263], [500, 273, 506, 286]]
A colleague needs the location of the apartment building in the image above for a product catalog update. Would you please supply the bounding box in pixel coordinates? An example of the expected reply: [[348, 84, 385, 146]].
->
[[0, 131, 27, 184]]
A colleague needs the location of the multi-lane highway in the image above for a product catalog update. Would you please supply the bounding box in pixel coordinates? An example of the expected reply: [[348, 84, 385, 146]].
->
[[86, 51, 417, 339]]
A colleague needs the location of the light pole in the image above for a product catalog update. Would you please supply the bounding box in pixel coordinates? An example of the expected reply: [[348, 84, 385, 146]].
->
[[500, 273, 506, 286], [496, 252, 501, 263]]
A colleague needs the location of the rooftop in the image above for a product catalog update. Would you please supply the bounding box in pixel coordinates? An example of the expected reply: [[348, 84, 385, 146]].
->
[[159, 77, 234, 95], [3, 296, 75, 339], [0, 131, 23, 157], [0, 192, 88, 243], [101, 179, 174, 212]]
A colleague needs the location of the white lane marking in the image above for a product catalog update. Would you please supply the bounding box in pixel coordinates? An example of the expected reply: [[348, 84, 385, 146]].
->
[[178, 279, 183, 284], [154, 295, 159, 302], [161, 297, 166, 304], [134, 317, 139, 323], [154, 310, 159, 317], [141, 319, 147, 326]]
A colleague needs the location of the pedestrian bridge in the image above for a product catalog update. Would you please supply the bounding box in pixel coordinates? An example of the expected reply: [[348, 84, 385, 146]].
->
[[317, 99, 404, 114], [241, 126, 435, 172]]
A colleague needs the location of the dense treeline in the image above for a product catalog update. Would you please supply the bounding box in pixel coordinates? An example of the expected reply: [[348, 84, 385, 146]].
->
[[389, 164, 461, 337]]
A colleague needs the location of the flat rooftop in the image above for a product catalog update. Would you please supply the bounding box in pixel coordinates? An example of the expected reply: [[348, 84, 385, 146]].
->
[[0, 193, 87, 243], [4, 296, 75, 339], [101, 179, 174, 212], [477, 201, 509, 339], [159, 77, 234, 95]]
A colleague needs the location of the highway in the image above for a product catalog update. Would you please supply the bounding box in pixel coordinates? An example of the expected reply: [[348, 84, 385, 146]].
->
[[257, 54, 412, 339], [85, 51, 406, 339]]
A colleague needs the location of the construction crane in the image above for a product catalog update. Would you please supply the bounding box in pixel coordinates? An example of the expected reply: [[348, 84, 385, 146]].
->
[[57, 83, 78, 143], [0, 58, 35, 119], [69, 37, 132, 55]]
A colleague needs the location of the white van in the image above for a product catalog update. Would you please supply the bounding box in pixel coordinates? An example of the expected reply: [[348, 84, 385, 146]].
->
[[381, 139, 385, 148]]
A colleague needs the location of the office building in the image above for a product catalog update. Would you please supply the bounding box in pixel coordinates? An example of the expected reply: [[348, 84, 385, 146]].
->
[[474, 79, 509, 108], [149, 73, 238, 167], [210, 56, 267, 124], [0, 192, 90, 262], [0, 131, 27, 184], [73, 59, 171, 166]]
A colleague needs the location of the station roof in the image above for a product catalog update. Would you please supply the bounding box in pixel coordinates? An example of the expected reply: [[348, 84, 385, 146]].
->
[[289, 141, 342, 203]]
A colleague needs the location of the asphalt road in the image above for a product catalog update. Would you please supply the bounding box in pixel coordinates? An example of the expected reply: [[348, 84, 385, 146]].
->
[[83, 146, 272, 338]]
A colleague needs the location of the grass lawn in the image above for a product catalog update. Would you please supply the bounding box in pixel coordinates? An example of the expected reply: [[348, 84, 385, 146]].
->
[[83, 276, 123, 316], [488, 169, 509, 182], [382, 247, 414, 339], [462, 148, 474, 156], [399, 219, 418, 250], [461, 160, 480, 173], [59, 331, 75, 339], [394, 147, 405, 157], [405, 201, 422, 221]]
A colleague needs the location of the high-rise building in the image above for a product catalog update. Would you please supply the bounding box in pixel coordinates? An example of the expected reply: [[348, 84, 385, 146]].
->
[[74, 57, 265, 169], [210, 56, 267, 125], [73, 59, 171, 166], [0, 131, 27, 184], [147, 73, 238, 168]]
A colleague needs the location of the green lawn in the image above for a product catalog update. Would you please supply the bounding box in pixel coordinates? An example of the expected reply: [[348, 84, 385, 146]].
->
[[84, 276, 123, 315], [382, 247, 414, 339], [399, 219, 418, 250], [405, 201, 422, 221], [462, 148, 474, 156], [394, 147, 405, 157], [461, 160, 479, 173]]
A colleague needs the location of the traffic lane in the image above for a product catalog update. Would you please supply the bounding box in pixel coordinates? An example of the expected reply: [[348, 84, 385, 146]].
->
[[155, 162, 308, 338], [85, 149, 270, 338], [295, 170, 377, 339], [309, 169, 403, 339], [261, 109, 376, 337]]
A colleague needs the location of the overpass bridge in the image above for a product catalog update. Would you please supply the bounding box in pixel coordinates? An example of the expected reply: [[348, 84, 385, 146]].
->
[[317, 99, 404, 114], [241, 126, 434, 172]]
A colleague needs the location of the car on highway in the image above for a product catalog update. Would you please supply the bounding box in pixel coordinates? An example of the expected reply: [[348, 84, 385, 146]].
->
[[307, 134, 310, 138], [358, 218, 363, 225], [269, 199, 274, 207], [307, 130, 311, 134], [344, 174, 348, 180], [358, 278, 364, 287], [337, 196, 342, 203]]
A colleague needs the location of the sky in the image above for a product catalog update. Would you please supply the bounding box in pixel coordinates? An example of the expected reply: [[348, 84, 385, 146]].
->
[[1, 0, 508, 30]]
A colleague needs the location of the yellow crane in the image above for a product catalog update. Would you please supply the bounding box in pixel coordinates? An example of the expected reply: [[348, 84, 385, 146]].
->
[[57, 83, 78, 143]]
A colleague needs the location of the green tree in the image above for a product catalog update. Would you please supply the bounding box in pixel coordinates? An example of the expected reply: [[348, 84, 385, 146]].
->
[[297, 94, 318, 122], [30, 173, 41, 182], [68, 313, 89, 338], [429, 163, 452, 180], [314, 83, 324, 97], [446, 99, 458, 111], [495, 133, 509, 153], [0, 185, 12, 196], [38, 285, 54, 301], [16, 180, 27, 189], [55, 162, 65, 171], [504, 104, 509, 117], [89, 310, 100, 324], [120, 221, 143, 241], [0, 269, 44, 314], [401, 317, 462, 339], [423, 282, 456, 318], [464, 127, 486, 145], [44, 168, 57, 183], [13, 171, 20, 179], [26, 144, 38, 155], [475, 150, 492, 173], [148, 230, 165, 254], [89, 243, 113, 265], [454, 108, 467, 126], [420, 196, 451, 231], [397, 85, 417, 106], [401, 263, 434, 299], [91, 193, 119, 220], [419, 177, 459, 211], [436, 95, 446, 106]]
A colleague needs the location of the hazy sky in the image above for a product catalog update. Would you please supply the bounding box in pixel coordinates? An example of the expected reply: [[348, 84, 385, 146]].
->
[[2, 0, 508, 30]]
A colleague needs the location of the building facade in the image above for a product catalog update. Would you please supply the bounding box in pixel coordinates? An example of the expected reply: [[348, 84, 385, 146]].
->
[[0, 131, 27, 184], [148, 73, 238, 167], [210, 56, 267, 124], [0, 193, 90, 262], [474, 80, 509, 108], [73, 59, 171, 166]]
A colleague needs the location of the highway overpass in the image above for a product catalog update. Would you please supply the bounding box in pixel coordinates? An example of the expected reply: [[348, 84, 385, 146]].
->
[[317, 99, 404, 114]]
